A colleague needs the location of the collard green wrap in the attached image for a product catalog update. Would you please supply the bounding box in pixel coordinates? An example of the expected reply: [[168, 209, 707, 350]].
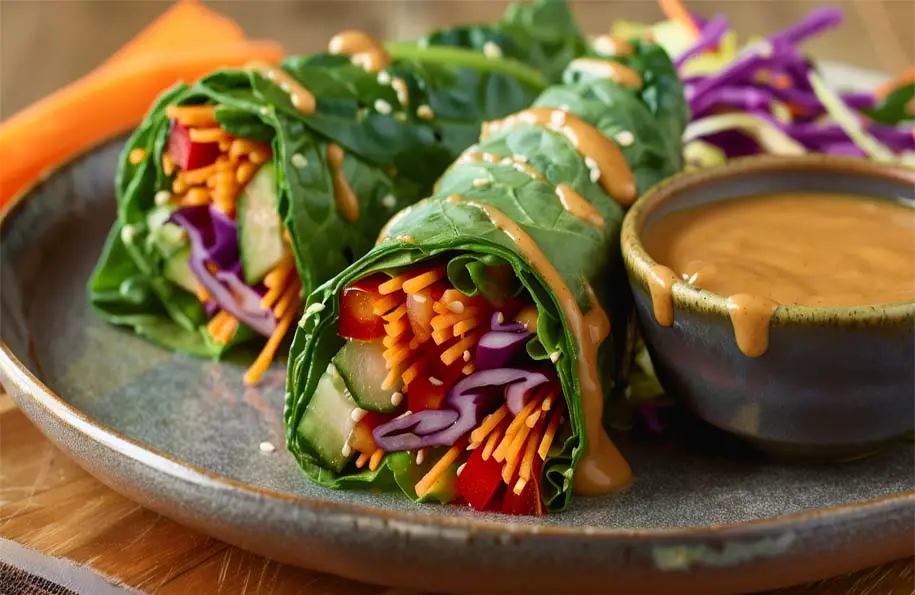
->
[[88, 1, 585, 359], [286, 40, 687, 512]]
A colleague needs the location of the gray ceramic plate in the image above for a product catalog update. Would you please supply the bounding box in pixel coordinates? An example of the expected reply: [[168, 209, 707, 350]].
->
[[1, 63, 913, 595]]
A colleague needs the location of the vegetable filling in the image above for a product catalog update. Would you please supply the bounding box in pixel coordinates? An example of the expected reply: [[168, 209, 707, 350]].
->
[[325, 259, 570, 515]]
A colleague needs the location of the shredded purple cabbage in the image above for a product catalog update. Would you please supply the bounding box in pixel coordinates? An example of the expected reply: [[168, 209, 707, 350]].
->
[[171, 206, 276, 337]]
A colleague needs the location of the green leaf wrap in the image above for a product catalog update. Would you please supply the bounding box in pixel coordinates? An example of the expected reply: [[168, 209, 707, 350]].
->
[[285, 41, 687, 512], [88, 3, 582, 358]]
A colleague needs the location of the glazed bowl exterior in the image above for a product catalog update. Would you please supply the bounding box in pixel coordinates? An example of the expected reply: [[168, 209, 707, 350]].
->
[[621, 155, 915, 458]]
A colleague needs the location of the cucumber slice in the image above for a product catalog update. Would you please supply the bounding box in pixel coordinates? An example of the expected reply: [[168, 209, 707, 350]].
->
[[333, 340, 400, 412], [162, 246, 199, 295], [296, 364, 358, 472], [237, 163, 285, 284]]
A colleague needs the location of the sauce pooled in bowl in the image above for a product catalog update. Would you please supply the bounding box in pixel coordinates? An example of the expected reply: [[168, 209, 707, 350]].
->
[[643, 192, 915, 356]]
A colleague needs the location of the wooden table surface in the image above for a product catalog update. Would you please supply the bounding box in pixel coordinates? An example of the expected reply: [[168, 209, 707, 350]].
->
[[1, 1, 913, 593]]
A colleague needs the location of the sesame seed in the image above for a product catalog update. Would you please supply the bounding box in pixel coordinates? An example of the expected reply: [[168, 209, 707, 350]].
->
[[377, 71, 392, 85], [448, 301, 465, 314], [462, 350, 471, 362], [259, 106, 271, 116], [483, 41, 503, 58], [396, 409, 413, 420], [374, 99, 392, 114], [154, 190, 172, 206], [381, 194, 397, 209], [259, 441, 276, 453], [342, 443, 353, 457], [757, 41, 774, 58], [413, 293, 427, 303], [590, 166, 601, 183], [120, 224, 136, 244], [472, 178, 491, 188], [417, 104, 434, 120], [495, 312, 505, 324], [585, 156, 598, 169], [457, 463, 467, 476], [428, 376, 443, 386], [351, 408, 367, 422], [513, 155, 528, 163], [500, 157, 513, 165], [416, 449, 426, 465], [550, 110, 567, 128], [291, 153, 308, 168], [391, 391, 404, 406], [615, 130, 635, 147], [550, 351, 562, 363]]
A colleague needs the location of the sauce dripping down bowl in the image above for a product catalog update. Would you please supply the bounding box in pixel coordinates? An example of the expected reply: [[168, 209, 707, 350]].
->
[[621, 155, 915, 459]]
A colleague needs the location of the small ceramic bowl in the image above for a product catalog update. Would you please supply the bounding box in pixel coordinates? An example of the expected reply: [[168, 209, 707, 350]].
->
[[621, 155, 915, 459]]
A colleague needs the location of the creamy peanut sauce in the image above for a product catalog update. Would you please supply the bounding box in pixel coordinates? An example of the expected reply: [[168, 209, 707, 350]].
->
[[449, 195, 632, 495], [247, 62, 316, 115], [568, 58, 643, 89], [644, 192, 915, 356], [555, 184, 605, 228], [593, 34, 635, 57], [329, 30, 391, 73], [482, 108, 637, 206], [326, 144, 359, 223]]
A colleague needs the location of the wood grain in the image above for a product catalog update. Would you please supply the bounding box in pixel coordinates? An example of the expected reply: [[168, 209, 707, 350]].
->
[[1, 401, 912, 595], [0, 1, 913, 593]]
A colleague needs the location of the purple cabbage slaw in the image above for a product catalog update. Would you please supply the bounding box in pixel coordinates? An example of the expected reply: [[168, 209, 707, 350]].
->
[[171, 206, 277, 336], [673, 6, 915, 159]]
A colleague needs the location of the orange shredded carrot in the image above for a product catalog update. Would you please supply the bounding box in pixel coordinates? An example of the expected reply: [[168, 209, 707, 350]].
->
[[356, 452, 370, 469], [236, 161, 257, 184], [373, 294, 401, 316], [440, 330, 483, 365], [369, 449, 385, 471], [658, 0, 699, 38], [430, 308, 480, 331], [538, 409, 563, 460], [482, 425, 503, 461], [214, 315, 239, 344], [194, 285, 210, 302], [180, 187, 210, 206], [264, 254, 294, 288], [249, 149, 270, 165], [382, 334, 400, 349], [206, 310, 232, 339], [382, 363, 408, 390], [273, 278, 301, 319], [515, 420, 543, 494], [243, 304, 297, 385], [379, 272, 411, 295], [493, 398, 541, 462], [188, 127, 228, 143], [432, 328, 452, 345], [129, 148, 147, 164], [172, 177, 189, 194], [415, 443, 463, 497], [402, 268, 446, 294], [401, 356, 429, 386], [385, 344, 414, 368], [875, 66, 915, 99], [501, 421, 534, 481], [382, 304, 407, 323], [461, 363, 475, 376], [260, 270, 293, 309], [453, 316, 483, 336], [384, 316, 409, 338], [166, 104, 218, 127], [181, 162, 220, 185], [162, 153, 176, 176], [470, 405, 508, 444]]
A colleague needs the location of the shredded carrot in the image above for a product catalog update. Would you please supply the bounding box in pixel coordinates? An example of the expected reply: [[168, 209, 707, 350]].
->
[[373, 294, 401, 316], [440, 330, 483, 365], [453, 316, 483, 336], [493, 398, 540, 463], [538, 409, 564, 460], [189, 127, 229, 143], [162, 153, 176, 176], [379, 272, 411, 295], [384, 316, 409, 338], [369, 449, 385, 471], [214, 315, 239, 344], [166, 104, 218, 127], [129, 148, 147, 164], [482, 425, 503, 461], [432, 328, 452, 345], [273, 278, 301, 318], [525, 410, 542, 429], [356, 452, 370, 469], [658, 0, 700, 38], [430, 308, 480, 331], [382, 304, 407, 323], [172, 177, 189, 194], [263, 254, 294, 288], [415, 443, 463, 497], [401, 356, 429, 386], [462, 363, 475, 376], [180, 187, 210, 206], [515, 420, 543, 494], [470, 405, 508, 444], [501, 421, 534, 481], [236, 161, 257, 184], [402, 268, 446, 294], [382, 363, 408, 390], [194, 285, 210, 302], [875, 66, 915, 99], [382, 334, 400, 349], [243, 304, 297, 385], [181, 162, 220, 185], [206, 310, 233, 340], [249, 149, 270, 164]]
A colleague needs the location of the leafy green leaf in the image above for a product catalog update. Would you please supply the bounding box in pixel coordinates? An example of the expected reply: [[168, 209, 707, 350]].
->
[[863, 82, 915, 125]]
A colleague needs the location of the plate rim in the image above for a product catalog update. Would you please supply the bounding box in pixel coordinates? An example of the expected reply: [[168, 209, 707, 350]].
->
[[1, 126, 912, 544]]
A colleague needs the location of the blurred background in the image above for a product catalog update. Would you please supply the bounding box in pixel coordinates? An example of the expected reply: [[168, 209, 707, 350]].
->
[[1, 0, 912, 118]]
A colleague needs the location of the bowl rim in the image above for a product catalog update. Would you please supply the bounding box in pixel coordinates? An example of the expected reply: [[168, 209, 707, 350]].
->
[[621, 154, 915, 326]]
